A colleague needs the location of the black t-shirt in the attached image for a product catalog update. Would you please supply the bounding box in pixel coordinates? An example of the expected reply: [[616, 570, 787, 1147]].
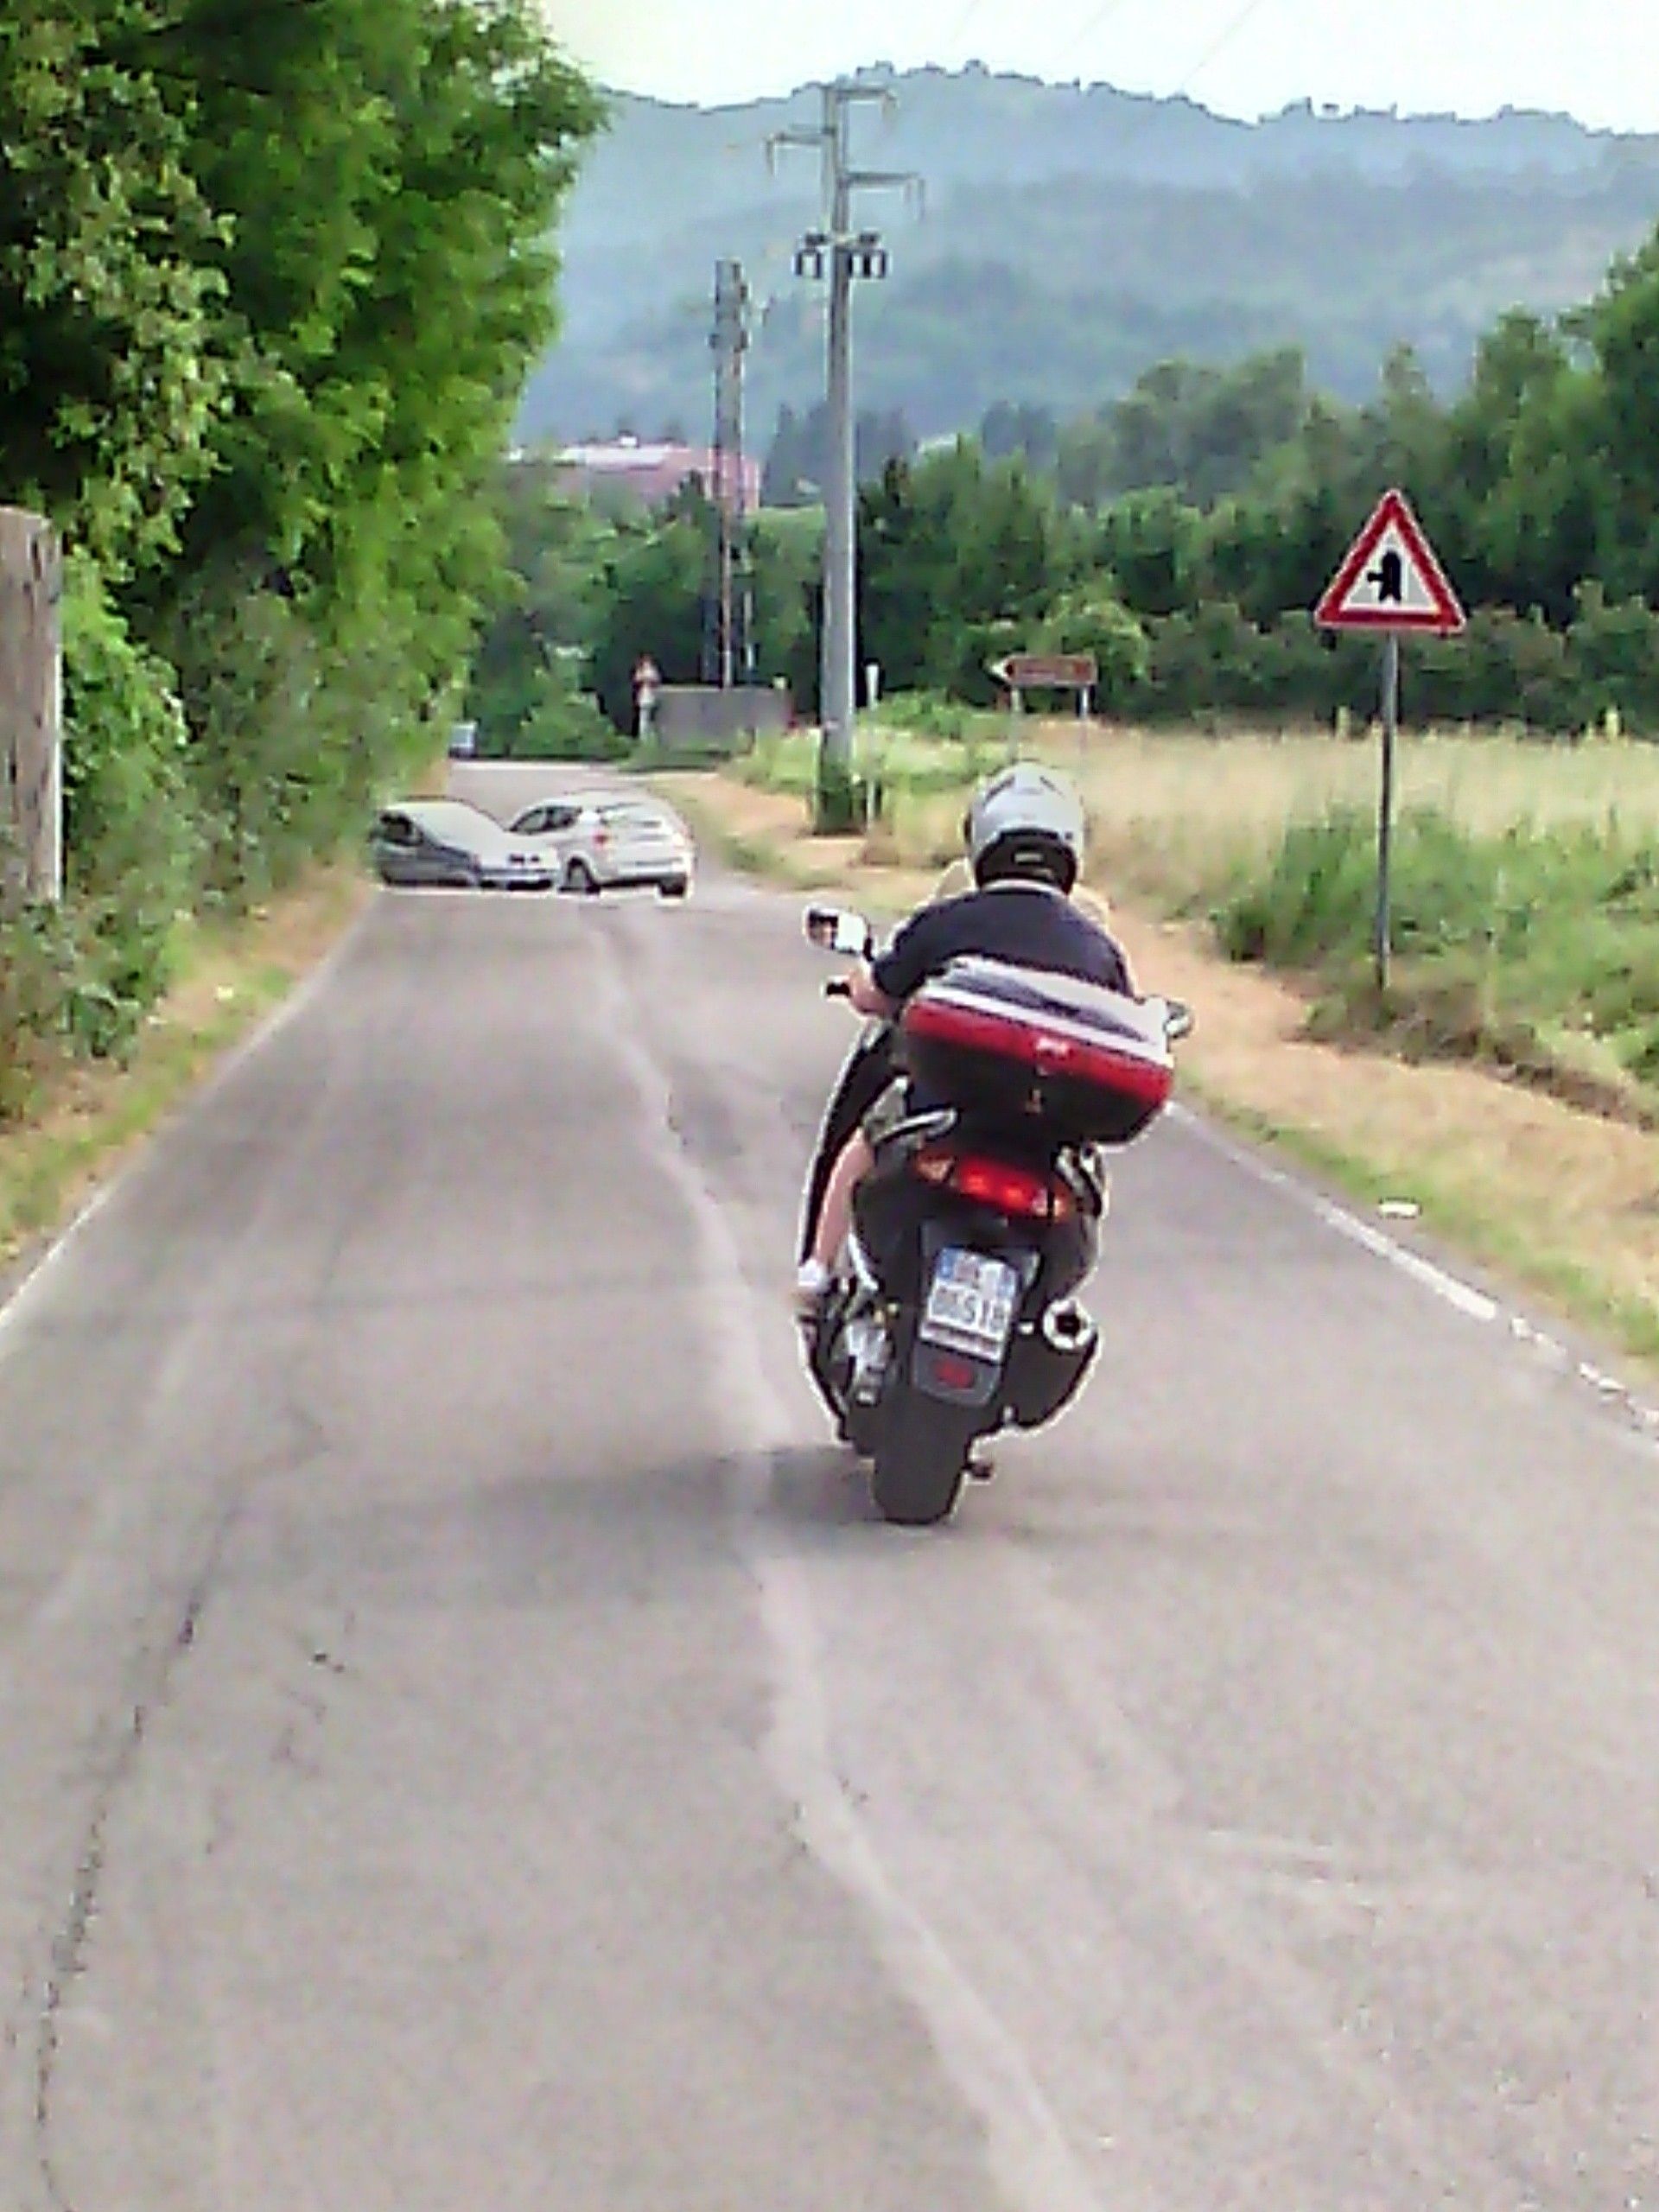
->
[[871, 880, 1134, 1004]]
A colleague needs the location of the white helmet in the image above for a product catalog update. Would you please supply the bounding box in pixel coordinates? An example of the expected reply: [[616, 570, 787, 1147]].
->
[[965, 763, 1086, 893]]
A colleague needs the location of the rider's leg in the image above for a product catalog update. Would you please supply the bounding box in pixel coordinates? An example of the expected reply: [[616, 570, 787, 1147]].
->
[[795, 1130, 875, 1313], [812, 1130, 874, 1271]]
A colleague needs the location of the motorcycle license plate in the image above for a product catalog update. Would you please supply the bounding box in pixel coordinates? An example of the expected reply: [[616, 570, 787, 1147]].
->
[[920, 1248, 1019, 1360]]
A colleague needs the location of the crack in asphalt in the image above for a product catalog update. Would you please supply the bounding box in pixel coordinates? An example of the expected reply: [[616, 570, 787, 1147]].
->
[[33, 1534, 226, 2212], [29, 1393, 336, 2212]]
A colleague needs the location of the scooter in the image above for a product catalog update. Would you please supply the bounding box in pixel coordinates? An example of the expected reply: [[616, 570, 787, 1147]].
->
[[799, 904, 1192, 1526]]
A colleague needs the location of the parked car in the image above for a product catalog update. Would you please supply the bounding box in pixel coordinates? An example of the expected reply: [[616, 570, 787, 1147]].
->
[[370, 799, 558, 890], [507, 793, 695, 898]]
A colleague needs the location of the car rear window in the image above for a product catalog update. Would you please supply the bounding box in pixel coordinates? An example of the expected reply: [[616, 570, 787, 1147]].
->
[[599, 804, 671, 828]]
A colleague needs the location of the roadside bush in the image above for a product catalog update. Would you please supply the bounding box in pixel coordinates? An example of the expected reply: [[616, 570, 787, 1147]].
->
[[1037, 583, 1149, 709], [871, 690, 991, 743], [1216, 804, 1659, 1115], [1565, 582, 1659, 728], [61, 554, 200, 1047], [1139, 601, 1374, 723], [1410, 608, 1575, 734], [156, 562, 429, 902], [156, 567, 317, 901], [510, 661, 626, 760], [0, 849, 78, 1120]]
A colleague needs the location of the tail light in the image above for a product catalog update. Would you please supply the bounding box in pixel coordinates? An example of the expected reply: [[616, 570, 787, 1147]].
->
[[912, 1144, 1072, 1221], [927, 1351, 979, 1391]]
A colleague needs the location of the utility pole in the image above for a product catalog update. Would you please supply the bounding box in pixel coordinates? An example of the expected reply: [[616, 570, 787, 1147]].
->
[[0, 506, 63, 905], [709, 257, 753, 690], [772, 82, 919, 825]]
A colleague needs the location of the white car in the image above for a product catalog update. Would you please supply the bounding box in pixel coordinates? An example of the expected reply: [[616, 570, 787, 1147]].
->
[[508, 793, 694, 899]]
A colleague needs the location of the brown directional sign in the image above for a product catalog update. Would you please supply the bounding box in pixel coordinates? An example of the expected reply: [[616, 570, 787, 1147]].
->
[[988, 652, 1098, 689]]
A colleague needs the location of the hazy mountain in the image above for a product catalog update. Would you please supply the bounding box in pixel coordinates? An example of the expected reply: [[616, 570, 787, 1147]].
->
[[524, 64, 1659, 450]]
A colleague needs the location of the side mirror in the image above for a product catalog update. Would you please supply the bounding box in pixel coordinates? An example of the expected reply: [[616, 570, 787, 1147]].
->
[[804, 906, 874, 960]]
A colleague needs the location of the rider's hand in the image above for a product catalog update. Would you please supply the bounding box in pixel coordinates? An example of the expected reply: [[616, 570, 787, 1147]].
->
[[847, 963, 896, 1019]]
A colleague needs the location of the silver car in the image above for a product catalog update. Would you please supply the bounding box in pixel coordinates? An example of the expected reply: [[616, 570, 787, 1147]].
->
[[371, 799, 558, 890], [508, 793, 694, 899]]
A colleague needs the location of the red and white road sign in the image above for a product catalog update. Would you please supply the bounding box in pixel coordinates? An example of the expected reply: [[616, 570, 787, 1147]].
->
[[1315, 488, 1465, 635]]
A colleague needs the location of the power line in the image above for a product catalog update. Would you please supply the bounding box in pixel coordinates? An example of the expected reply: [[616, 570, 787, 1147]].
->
[[1168, 0, 1278, 104], [1055, 0, 1137, 70], [945, 0, 992, 48], [1039, 0, 1278, 143]]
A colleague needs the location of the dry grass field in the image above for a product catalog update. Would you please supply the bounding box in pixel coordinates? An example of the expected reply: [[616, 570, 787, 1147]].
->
[[831, 721, 1659, 906]]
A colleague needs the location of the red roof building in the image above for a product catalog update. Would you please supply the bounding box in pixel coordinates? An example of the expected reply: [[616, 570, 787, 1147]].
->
[[555, 437, 760, 516]]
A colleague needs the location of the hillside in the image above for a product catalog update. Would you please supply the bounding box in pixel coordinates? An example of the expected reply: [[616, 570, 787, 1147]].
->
[[522, 64, 1659, 449]]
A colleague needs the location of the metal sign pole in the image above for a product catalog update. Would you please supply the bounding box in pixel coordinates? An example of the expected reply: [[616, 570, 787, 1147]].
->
[[1375, 630, 1401, 993]]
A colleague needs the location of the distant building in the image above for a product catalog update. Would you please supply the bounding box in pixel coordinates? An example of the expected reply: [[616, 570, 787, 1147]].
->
[[554, 436, 760, 516]]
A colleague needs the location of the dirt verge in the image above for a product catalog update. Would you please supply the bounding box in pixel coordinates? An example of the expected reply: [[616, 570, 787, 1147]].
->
[[0, 866, 372, 1289]]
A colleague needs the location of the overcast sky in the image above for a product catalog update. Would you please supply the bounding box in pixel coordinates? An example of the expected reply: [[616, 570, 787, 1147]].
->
[[550, 0, 1659, 133]]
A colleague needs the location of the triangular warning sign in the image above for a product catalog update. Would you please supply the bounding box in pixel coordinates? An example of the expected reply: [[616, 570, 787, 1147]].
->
[[1315, 488, 1466, 634]]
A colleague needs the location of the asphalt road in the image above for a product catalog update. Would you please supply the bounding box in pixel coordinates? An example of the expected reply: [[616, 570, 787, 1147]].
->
[[1, 760, 1655, 2210]]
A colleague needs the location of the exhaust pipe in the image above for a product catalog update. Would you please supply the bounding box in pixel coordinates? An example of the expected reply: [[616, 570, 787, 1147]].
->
[[1040, 1298, 1096, 1355]]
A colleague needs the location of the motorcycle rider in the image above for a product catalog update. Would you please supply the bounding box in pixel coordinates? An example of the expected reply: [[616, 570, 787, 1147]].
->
[[797, 762, 1136, 1315]]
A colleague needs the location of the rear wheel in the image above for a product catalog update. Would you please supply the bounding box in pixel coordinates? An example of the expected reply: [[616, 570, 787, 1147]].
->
[[658, 877, 690, 899], [564, 857, 599, 895], [870, 1386, 970, 1527]]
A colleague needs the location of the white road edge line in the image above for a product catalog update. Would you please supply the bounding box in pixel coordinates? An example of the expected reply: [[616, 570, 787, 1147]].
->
[[1172, 1105, 1499, 1325], [1171, 1103, 1659, 1445], [0, 908, 370, 1363]]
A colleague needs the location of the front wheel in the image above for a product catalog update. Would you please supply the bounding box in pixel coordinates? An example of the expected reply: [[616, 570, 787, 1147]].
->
[[564, 857, 599, 895], [870, 1386, 970, 1527]]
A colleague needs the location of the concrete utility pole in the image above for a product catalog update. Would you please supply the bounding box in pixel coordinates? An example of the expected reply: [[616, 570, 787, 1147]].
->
[[0, 506, 63, 905], [772, 82, 919, 822], [709, 257, 753, 690]]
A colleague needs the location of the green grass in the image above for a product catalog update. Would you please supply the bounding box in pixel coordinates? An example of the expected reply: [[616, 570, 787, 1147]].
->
[[1215, 806, 1659, 1123], [735, 720, 1007, 804], [2, 998, 264, 1246]]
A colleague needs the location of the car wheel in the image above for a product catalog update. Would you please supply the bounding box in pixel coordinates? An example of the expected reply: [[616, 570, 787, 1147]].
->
[[564, 858, 600, 895], [658, 878, 690, 900]]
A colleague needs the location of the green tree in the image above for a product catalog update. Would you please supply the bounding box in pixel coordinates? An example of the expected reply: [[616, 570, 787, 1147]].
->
[[465, 465, 623, 747], [60, 553, 202, 1036], [1575, 233, 1659, 603], [588, 514, 707, 729], [140, 0, 603, 887], [859, 443, 1076, 699], [1094, 490, 1204, 618], [0, 0, 226, 566], [1037, 585, 1148, 709], [750, 506, 823, 709], [761, 399, 916, 509]]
